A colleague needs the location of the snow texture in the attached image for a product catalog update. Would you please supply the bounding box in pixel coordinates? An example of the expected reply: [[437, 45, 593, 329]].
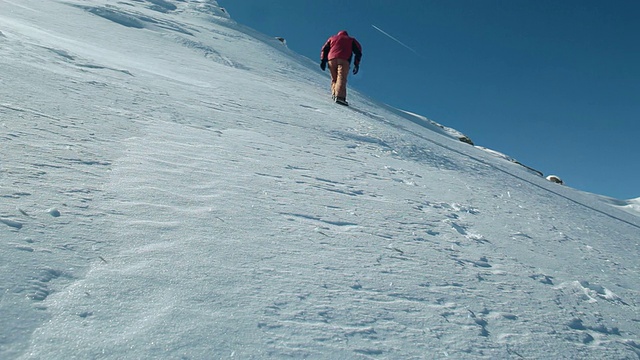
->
[[1, 0, 639, 359]]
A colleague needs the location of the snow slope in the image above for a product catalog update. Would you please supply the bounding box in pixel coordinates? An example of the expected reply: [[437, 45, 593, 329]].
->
[[1, 0, 639, 359]]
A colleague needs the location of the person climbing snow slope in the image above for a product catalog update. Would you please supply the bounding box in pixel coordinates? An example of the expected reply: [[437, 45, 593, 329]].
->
[[320, 30, 362, 106]]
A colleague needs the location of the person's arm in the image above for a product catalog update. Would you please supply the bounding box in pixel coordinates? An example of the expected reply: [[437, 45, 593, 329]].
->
[[320, 38, 331, 70], [352, 39, 362, 74], [352, 39, 362, 66], [320, 39, 332, 61]]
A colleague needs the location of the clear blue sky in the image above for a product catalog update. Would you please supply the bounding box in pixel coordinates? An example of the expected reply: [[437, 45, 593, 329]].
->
[[220, 0, 639, 200]]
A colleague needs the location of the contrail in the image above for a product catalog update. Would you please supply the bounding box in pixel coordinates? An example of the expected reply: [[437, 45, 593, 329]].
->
[[371, 24, 419, 55]]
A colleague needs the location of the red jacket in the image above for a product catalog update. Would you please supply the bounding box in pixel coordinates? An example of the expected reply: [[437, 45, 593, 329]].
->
[[321, 31, 362, 66]]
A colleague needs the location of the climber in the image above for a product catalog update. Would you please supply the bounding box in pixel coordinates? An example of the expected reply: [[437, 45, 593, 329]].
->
[[320, 30, 362, 106]]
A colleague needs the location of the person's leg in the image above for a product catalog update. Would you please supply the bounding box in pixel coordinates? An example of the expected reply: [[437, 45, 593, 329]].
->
[[335, 59, 350, 100], [328, 59, 339, 98]]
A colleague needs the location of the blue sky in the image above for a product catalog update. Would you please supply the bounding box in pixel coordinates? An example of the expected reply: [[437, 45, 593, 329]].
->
[[220, 0, 639, 200]]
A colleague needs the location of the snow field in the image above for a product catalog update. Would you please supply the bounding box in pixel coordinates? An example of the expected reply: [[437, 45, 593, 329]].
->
[[1, 0, 638, 358]]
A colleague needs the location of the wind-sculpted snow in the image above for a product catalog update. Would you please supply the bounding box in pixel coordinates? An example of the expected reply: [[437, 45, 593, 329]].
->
[[598, 196, 640, 217], [0, 0, 639, 359]]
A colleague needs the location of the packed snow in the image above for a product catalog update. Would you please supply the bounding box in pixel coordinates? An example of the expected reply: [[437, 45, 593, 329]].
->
[[1, 0, 639, 359]]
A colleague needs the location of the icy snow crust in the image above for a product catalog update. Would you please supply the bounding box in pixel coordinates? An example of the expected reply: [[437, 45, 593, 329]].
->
[[1, 0, 639, 359]]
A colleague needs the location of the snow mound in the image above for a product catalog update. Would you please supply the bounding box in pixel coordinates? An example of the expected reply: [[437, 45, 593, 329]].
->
[[398, 109, 474, 144], [475, 147, 544, 177], [598, 196, 640, 217]]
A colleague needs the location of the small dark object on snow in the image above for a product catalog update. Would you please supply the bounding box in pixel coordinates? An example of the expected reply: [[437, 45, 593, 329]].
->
[[546, 175, 563, 185]]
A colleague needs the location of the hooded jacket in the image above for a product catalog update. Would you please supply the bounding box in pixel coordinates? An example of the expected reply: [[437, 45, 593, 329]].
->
[[321, 30, 362, 66]]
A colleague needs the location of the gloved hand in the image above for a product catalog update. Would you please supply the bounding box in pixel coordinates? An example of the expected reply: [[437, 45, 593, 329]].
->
[[353, 64, 359, 75], [320, 59, 327, 71]]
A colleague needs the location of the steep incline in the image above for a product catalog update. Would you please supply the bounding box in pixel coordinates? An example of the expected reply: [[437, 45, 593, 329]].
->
[[1, 1, 638, 359]]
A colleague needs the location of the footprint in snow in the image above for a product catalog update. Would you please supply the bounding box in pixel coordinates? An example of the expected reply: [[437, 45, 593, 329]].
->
[[0, 218, 23, 229], [444, 219, 488, 244], [555, 280, 628, 305], [48, 208, 61, 217]]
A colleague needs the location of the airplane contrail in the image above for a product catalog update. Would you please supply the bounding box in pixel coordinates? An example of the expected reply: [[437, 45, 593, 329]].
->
[[371, 24, 420, 55]]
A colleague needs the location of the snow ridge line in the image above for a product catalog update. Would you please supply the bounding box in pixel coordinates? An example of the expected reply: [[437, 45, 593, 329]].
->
[[430, 138, 639, 229], [357, 107, 640, 229]]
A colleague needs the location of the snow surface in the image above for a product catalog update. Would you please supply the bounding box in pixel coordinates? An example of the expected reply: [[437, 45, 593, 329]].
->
[[1, 0, 639, 359]]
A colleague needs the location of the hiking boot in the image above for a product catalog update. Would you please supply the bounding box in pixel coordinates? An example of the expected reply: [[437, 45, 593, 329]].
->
[[335, 97, 348, 106]]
